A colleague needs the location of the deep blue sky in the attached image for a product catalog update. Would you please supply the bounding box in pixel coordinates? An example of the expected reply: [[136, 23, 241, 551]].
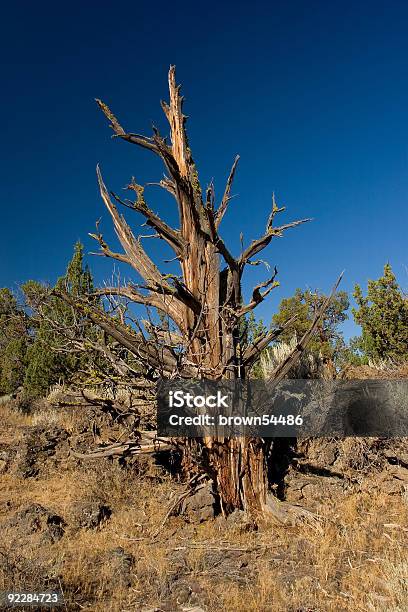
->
[[1, 1, 408, 339]]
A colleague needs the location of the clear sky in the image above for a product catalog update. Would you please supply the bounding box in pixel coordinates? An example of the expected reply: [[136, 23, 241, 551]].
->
[[1, 0, 407, 340]]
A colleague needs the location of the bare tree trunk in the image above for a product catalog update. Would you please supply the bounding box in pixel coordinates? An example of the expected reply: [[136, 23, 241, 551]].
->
[[214, 437, 268, 514], [181, 436, 267, 514], [61, 66, 341, 517]]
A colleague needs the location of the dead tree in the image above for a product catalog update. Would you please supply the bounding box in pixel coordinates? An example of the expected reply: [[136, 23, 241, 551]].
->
[[64, 67, 340, 516]]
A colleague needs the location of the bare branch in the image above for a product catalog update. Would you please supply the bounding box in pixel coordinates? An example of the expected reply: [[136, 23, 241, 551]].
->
[[97, 166, 172, 288], [142, 319, 184, 347], [265, 192, 285, 231], [88, 230, 130, 266], [242, 315, 298, 368], [113, 181, 186, 256], [236, 266, 279, 317], [268, 272, 345, 382], [71, 434, 173, 459], [167, 65, 190, 178], [239, 218, 311, 267], [95, 99, 160, 155], [215, 155, 240, 228], [54, 289, 195, 377]]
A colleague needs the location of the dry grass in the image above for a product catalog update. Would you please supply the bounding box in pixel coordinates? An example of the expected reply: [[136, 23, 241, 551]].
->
[[0, 402, 32, 446], [261, 337, 325, 379], [1, 401, 408, 611], [344, 362, 408, 380]]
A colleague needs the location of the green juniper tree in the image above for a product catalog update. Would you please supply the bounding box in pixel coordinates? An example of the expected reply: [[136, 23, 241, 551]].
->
[[0, 288, 29, 393], [352, 263, 408, 361], [23, 241, 94, 398], [273, 288, 349, 366]]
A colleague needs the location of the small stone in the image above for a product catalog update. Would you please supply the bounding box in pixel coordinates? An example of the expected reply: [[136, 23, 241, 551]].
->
[[181, 484, 216, 522], [71, 500, 111, 529], [226, 509, 257, 533]]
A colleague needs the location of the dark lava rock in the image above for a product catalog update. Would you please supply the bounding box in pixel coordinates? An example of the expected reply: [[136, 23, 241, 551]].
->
[[12, 426, 68, 478], [2, 503, 65, 544], [71, 500, 112, 529]]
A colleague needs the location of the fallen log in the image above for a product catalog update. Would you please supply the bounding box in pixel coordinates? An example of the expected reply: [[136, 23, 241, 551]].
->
[[70, 432, 173, 459]]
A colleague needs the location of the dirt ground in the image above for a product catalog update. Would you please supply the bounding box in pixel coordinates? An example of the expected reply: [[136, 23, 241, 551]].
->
[[1, 393, 408, 612]]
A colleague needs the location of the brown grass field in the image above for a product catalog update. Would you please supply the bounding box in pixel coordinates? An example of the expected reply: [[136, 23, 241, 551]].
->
[[1, 392, 408, 612]]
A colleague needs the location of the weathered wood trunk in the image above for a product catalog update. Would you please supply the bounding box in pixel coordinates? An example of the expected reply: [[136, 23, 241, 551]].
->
[[83, 66, 338, 517], [182, 436, 267, 514], [213, 437, 268, 513]]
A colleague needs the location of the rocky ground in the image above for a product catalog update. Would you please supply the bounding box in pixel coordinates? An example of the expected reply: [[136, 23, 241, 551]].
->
[[1, 381, 408, 611]]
